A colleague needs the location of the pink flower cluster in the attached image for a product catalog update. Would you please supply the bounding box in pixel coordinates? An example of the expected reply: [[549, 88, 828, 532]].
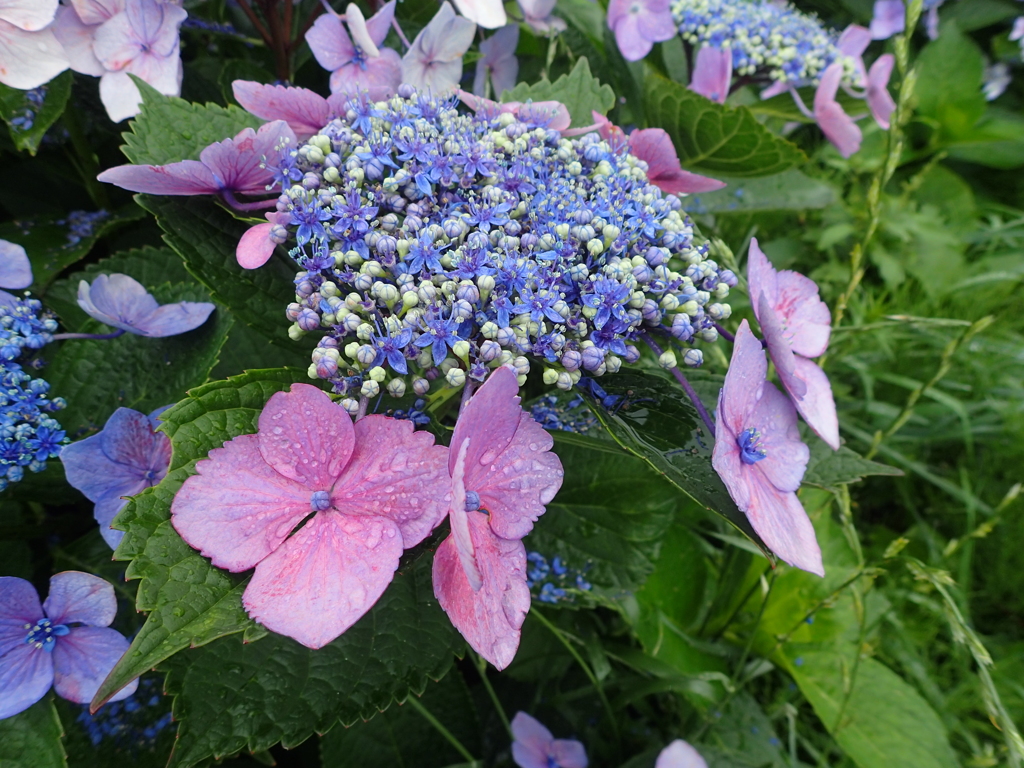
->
[[712, 240, 838, 577], [171, 367, 562, 669]]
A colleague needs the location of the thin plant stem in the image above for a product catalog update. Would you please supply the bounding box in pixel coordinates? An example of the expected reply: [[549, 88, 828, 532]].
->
[[405, 696, 476, 763], [474, 652, 513, 738], [234, 0, 274, 47], [642, 335, 716, 434], [356, 394, 369, 420], [390, 17, 411, 49], [531, 608, 621, 748], [713, 322, 735, 342], [52, 330, 126, 341]]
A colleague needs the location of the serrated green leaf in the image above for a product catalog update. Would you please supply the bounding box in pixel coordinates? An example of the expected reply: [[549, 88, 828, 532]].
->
[[0, 206, 145, 290], [137, 194, 297, 346], [580, 369, 770, 557], [45, 246, 194, 330], [93, 369, 301, 708], [0, 72, 72, 155], [503, 57, 615, 128], [803, 436, 902, 491], [119, 77, 262, 165], [318, 669, 481, 768], [527, 436, 676, 603], [44, 283, 232, 438], [683, 170, 836, 215], [644, 71, 806, 177], [160, 549, 460, 768], [0, 698, 67, 768]]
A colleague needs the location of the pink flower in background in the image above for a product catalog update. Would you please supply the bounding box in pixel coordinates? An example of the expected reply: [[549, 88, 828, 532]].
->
[[511, 711, 588, 768], [432, 366, 563, 669], [98, 120, 296, 198], [0, 239, 33, 307], [452, 0, 506, 29], [0, 572, 137, 719], [866, 54, 896, 128], [655, 740, 707, 768], [607, 0, 675, 62], [870, 0, 905, 40], [518, 0, 565, 34], [747, 238, 839, 451], [689, 46, 732, 104], [813, 62, 862, 158], [401, 1, 476, 93], [836, 24, 871, 86], [172, 384, 449, 649], [0, 0, 68, 89], [232, 81, 349, 140], [77, 274, 215, 337], [305, 1, 401, 100], [473, 24, 518, 98], [712, 320, 822, 576]]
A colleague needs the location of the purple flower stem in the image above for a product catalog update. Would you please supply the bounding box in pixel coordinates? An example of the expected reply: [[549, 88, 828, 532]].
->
[[220, 191, 278, 212], [51, 330, 127, 341], [356, 395, 369, 421], [391, 16, 412, 49], [642, 334, 716, 435], [713, 323, 735, 343], [459, 379, 477, 415]]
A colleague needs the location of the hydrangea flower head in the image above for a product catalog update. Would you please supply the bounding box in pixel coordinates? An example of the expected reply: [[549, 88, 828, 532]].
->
[[748, 238, 838, 450], [607, 0, 676, 62], [712, 320, 821, 576], [656, 740, 708, 768], [61, 406, 172, 549], [401, 1, 476, 92], [98, 121, 297, 198], [171, 383, 450, 649], [257, 85, 729, 407], [510, 711, 588, 768], [0, 239, 33, 306], [305, 1, 401, 100], [433, 366, 563, 669], [77, 274, 216, 337], [0, 0, 68, 89], [0, 571, 137, 719]]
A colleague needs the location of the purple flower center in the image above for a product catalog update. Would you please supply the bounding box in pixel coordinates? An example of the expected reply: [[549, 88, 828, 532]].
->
[[23, 618, 69, 652], [465, 490, 480, 511], [311, 490, 331, 512], [738, 428, 767, 465]]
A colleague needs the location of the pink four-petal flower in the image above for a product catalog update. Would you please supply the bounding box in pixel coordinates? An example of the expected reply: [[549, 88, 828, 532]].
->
[[305, 1, 401, 100], [172, 384, 450, 649]]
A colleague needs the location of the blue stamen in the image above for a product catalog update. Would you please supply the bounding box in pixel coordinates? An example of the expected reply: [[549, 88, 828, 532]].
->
[[24, 618, 70, 652], [738, 428, 767, 465]]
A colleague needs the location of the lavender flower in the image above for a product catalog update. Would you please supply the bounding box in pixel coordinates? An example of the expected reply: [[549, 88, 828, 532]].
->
[[400, 2, 476, 93], [0, 0, 68, 89], [473, 25, 519, 98], [77, 274, 215, 338], [0, 239, 33, 306], [608, 0, 676, 62], [511, 712, 588, 768], [305, 2, 401, 100]]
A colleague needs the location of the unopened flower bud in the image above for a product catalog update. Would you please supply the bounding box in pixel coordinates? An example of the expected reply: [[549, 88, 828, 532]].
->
[[341, 398, 360, 415], [658, 351, 677, 369], [581, 346, 605, 371], [345, 342, 361, 359], [606, 355, 622, 373], [513, 356, 530, 376], [683, 349, 703, 367], [368, 366, 386, 382], [387, 378, 406, 397], [560, 349, 582, 371], [356, 344, 376, 365], [543, 368, 559, 385], [452, 340, 471, 360], [297, 308, 320, 331], [708, 303, 731, 320], [698, 327, 719, 343], [446, 367, 466, 388], [413, 377, 430, 395]]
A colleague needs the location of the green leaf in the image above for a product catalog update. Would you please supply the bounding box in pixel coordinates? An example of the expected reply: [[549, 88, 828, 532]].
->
[[684, 170, 836, 214], [0, 698, 67, 768], [0, 206, 146, 290], [914, 22, 986, 141], [119, 77, 262, 165], [45, 246, 194, 330], [160, 549, 460, 768], [644, 71, 805, 177], [698, 693, 788, 768], [318, 669, 481, 768], [943, 111, 1024, 169], [0, 72, 72, 155], [787, 652, 958, 768], [137, 194, 298, 346], [503, 57, 616, 128], [941, 0, 1019, 31], [93, 369, 301, 708], [526, 436, 677, 603], [580, 369, 770, 557], [802, 436, 902, 492], [44, 283, 233, 438]]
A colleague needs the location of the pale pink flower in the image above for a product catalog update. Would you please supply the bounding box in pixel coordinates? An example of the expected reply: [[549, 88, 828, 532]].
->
[[748, 237, 839, 451], [511, 712, 588, 768], [712, 320, 822, 576], [870, 0, 905, 40], [813, 62, 861, 158], [517, 0, 565, 34], [606, 0, 675, 62], [688, 45, 731, 104], [432, 366, 563, 669], [236, 211, 290, 270], [305, 1, 401, 100], [655, 741, 708, 768], [401, 1, 476, 94], [473, 24, 518, 97], [0, 0, 68, 89], [171, 384, 450, 649], [836, 24, 871, 86], [452, 0, 506, 29], [866, 53, 895, 129]]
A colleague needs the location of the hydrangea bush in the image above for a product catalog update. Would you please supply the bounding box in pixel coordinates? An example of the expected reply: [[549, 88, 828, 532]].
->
[[2, 0, 1024, 767]]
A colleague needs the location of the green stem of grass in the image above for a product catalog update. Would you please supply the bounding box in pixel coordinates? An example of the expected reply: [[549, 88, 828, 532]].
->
[[406, 696, 477, 764]]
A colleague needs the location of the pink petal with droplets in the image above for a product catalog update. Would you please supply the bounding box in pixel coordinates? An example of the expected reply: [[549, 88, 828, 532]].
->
[[450, 366, 520, 478], [232, 81, 330, 139], [244, 511, 404, 649], [330, 414, 450, 548], [432, 511, 529, 670], [257, 384, 354, 489], [448, 437, 482, 591], [171, 434, 313, 572]]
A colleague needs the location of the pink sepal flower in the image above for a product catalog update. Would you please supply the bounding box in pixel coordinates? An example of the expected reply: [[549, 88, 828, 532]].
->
[[473, 24, 519, 98], [232, 81, 348, 140], [712, 321, 822, 576], [452, 0, 506, 29], [305, 1, 401, 100], [517, 0, 565, 34], [401, 1, 476, 94], [0, 0, 68, 89], [747, 238, 839, 450], [813, 62, 861, 158], [655, 740, 708, 768], [236, 211, 290, 269], [457, 90, 573, 133], [510, 712, 588, 768], [866, 54, 896, 129], [607, 0, 675, 62], [689, 46, 731, 104], [836, 24, 871, 86], [172, 384, 450, 649]]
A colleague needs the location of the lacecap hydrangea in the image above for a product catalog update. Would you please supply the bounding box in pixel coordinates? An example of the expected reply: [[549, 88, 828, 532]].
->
[[674, 0, 860, 87], [268, 86, 734, 411]]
